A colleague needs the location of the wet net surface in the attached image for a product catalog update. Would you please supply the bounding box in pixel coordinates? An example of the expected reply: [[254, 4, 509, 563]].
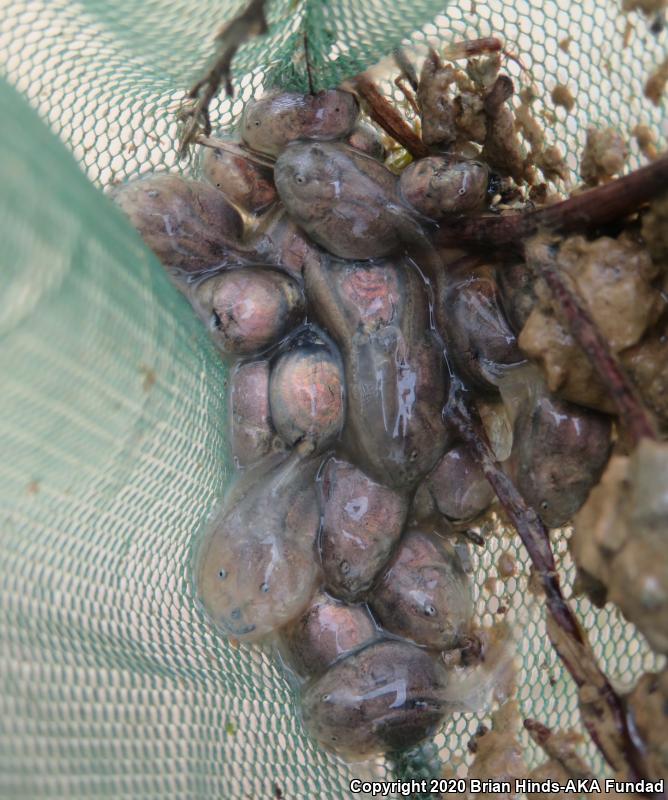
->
[[0, 0, 666, 797]]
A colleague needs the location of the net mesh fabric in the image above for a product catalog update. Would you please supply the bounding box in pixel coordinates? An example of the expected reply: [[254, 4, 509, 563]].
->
[[0, 0, 666, 797]]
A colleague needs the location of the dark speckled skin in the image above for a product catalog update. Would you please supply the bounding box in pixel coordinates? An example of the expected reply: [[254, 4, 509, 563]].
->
[[510, 392, 612, 528], [305, 255, 451, 490], [301, 640, 449, 759], [241, 90, 358, 157], [275, 141, 428, 261], [369, 529, 472, 651], [318, 457, 408, 601], [111, 173, 243, 273]]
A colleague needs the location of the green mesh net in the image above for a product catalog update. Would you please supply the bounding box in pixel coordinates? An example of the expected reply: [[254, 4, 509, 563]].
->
[[0, 1, 666, 798]]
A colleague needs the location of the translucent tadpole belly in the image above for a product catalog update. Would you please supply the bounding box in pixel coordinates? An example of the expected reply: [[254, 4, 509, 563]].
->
[[194, 453, 321, 642]]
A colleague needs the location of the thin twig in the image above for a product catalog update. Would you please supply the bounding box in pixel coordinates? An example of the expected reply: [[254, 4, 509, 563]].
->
[[350, 74, 430, 159], [523, 719, 594, 780], [525, 237, 658, 445], [433, 153, 668, 250], [195, 134, 276, 167], [177, 0, 268, 158], [445, 383, 649, 782]]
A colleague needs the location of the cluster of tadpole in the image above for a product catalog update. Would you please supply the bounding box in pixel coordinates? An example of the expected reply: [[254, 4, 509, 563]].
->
[[112, 47, 668, 775]]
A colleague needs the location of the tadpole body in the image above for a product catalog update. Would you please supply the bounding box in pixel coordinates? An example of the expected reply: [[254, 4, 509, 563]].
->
[[413, 444, 495, 527], [300, 639, 450, 759], [369, 529, 473, 651], [195, 453, 321, 642], [111, 173, 243, 273], [192, 266, 305, 356], [508, 387, 612, 528], [230, 359, 280, 467], [279, 591, 377, 677], [437, 268, 525, 393], [201, 139, 277, 214], [241, 90, 359, 156], [269, 326, 345, 453], [345, 122, 386, 160], [250, 210, 322, 280], [318, 457, 408, 601], [304, 254, 451, 489], [496, 261, 538, 334], [399, 156, 489, 218], [274, 141, 427, 261]]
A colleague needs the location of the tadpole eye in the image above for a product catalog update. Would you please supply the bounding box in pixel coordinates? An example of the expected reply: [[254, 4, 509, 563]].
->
[[254, 120, 261, 127], [295, 174, 305, 184]]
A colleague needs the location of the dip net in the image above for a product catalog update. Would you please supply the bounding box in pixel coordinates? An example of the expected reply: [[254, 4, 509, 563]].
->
[[0, 0, 665, 797]]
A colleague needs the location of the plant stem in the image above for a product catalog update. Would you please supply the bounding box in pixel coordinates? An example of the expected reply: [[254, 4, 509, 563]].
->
[[433, 154, 668, 250], [445, 384, 649, 782], [350, 74, 430, 159], [177, 0, 268, 157]]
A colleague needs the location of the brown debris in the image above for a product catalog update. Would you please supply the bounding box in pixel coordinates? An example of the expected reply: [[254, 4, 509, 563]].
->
[[447, 390, 646, 778], [632, 123, 659, 161], [622, 0, 667, 13], [550, 85, 575, 112], [645, 56, 668, 106], [482, 95, 526, 185], [497, 551, 517, 579], [352, 73, 429, 158], [642, 190, 668, 262], [580, 128, 629, 186], [519, 234, 665, 417], [515, 92, 569, 184], [417, 50, 458, 147], [571, 439, 668, 654], [525, 719, 594, 798], [467, 701, 527, 799], [623, 20, 635, 48], [626, 669, 668, 782], [622, 327, 668, 432], [433, 152, 668, 250]]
